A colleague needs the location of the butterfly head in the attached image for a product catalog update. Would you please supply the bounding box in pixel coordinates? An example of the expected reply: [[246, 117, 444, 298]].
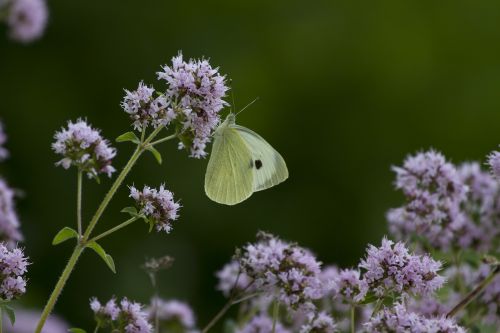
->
[[225, 113, 236, 125]]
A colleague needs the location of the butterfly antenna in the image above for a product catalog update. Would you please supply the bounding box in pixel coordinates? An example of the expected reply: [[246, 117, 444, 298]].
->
[[236, 97, 260, 116], [230, 86, 237, 115]]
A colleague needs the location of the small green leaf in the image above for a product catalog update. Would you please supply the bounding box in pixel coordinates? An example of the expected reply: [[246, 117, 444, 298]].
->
[[105, 254, 116, 273], [52, 227, 79, 245], [86, 241, 116, 273], [359, 291, 378, 305], [116, 131, 140, 144], [148, 218, 155, 233], [121, 206, 139, 216], [1, 304, 15, 325], [146, 146, 162, 164], [68, 329, 87, 333]]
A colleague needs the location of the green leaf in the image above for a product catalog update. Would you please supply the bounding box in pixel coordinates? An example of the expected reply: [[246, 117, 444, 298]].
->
[[148, 218, 155, 233], [359, 291, 378, 305], [86, 241, 116, 273], [1, 304, 15, 325], [116, 131, 140, 144], [68, 329, 87, 333], [52, 227, 79, 245], [146, 146, 162, 164], [121, 206, 139, 217]]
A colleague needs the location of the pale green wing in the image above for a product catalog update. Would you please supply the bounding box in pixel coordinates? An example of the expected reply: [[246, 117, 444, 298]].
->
[[233, 125, 288, 192], [204, 126, 254, 205]]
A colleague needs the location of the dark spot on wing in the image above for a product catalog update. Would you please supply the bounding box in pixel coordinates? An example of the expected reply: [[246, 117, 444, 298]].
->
[[255, 159, 263, 170]]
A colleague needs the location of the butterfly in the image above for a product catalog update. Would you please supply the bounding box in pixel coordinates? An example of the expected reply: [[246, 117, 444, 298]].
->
[[204, 113, 288, 205]]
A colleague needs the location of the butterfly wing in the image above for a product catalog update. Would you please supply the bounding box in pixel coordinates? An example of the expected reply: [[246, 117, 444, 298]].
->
[[204, 126, 254, 205], [233, 125, 289, 192]]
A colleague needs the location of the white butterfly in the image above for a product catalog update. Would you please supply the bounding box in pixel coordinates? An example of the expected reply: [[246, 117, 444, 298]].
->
[[204, 113, 289, 205]]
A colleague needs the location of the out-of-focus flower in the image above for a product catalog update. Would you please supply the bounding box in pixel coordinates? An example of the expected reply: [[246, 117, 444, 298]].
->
[[147, 298, 197, 331], [487, 149, 500, 179], [235, 314, 290, 333], [299, 312, 337, 333], [121, 81, 172, 131], [359, 238, 444, 298], [129, 185, 180, 233], [363, 303, 465, 333], [7, 0, 48, 43], [142, 255, 175, 274], [216, 260, 252, 297], [458, 162, 500, 252], [0, 244, 28, 300], [236, 232, 325, 312], [52, 119, 116, 179], [387, 150, 468, 250], [5, 308, 68, 333], [157, 52, 229, 158], [0, 179, 23, 244], [90, 297, 152, 333]]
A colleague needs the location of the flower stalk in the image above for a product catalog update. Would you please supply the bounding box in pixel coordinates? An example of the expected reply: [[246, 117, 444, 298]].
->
[[35, 126, 171, 333], [446, 265, 500, 319], [77, 170, 83, 236]]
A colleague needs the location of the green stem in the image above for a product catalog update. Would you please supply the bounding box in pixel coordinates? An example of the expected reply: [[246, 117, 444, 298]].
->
[[35, 246, 85, 333], [82, 125, 164, 242], [0, 306, 3, 333], [77, 170, 83, 236], [93, 324, 99, 333], [271, 300, 279, 333], [201, 299, 234, 333], [81, 146, 142, 241], [149, 272, 160, 333], [350, 305, 356, 333], [447, 265, 500, 318], [148, 134, 178, 147], [87, 217, 139, 243]]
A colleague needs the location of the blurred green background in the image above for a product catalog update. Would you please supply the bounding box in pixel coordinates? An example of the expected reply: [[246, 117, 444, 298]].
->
[[1, 0, 500, 328]]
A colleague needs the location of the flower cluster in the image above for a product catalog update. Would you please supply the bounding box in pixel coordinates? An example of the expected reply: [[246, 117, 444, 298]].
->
[[0, 121, 9, 161], [331, 269, 367, 304], [0, 244, 28, 300], [129, 185, 180, 233], [487, 149, 500, 179], [216, 260, 252, 297], [236, 232, 325, 312], [5, 308, 69, 333], [157, 53, 229, 158], [147, 298, 198, 332], [387, 150, 468, 250], [121, 82, 172, 131], [3, 0, 48, 43], [299, 312, 337, 333], [457, 162, 500, 252], [359, 238, 444, 298], [235, 314, 290, 333], [90, 297, 152, 333], [0, 179, 23, 244], [52, 119, 116, 179], [364, 303, 465, 333]]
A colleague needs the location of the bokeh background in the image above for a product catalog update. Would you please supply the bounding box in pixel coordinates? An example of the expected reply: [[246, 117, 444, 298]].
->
[[1, 0, 500, 329]]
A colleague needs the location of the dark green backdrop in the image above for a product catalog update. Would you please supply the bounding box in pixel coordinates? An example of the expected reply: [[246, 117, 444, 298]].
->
[[1, 0, 500, 329]]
